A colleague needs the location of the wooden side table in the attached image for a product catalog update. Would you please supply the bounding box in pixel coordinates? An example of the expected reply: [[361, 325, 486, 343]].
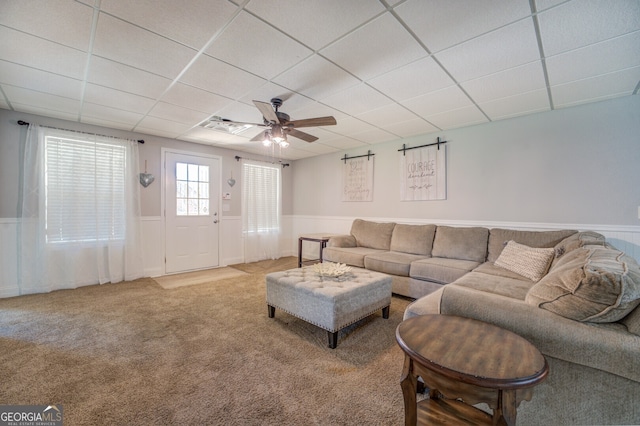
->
[[297, 233, 335, 267], [396, 315, 548, 426]]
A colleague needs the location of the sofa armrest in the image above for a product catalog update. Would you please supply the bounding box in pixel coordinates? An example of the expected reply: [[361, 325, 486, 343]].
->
[[327, 235, 356, 248], [438, 284, 640, 383]]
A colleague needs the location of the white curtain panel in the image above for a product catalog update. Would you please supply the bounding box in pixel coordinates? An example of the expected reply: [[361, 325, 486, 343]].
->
[[241, 159, 281, 262], [16, 124, 144, 297]]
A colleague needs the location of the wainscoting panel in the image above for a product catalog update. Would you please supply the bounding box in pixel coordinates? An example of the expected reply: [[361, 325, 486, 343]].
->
[[141, 216, 163, 277], [0, 219, 19, 298], [220, 216, 243, 266]]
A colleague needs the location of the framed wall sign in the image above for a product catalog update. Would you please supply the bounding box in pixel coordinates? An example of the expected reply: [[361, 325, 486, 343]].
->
[[342, 156, 374, 202], [400, 144, 446, 201]]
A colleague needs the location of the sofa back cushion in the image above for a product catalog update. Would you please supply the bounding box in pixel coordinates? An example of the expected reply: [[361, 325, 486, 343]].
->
[[431, 226, 488, 262], [525, 245, 640, 323], [390, 224, 436, 255], [350, 219, 395, 250], [551, 231, 606, 265], [487, 228, 577, 263]]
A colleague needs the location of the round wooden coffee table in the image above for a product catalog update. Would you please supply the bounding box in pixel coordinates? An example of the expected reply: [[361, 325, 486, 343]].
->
[[396, 315, 548, 425]]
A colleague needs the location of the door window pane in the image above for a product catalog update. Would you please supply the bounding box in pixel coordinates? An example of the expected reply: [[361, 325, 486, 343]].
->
[[176, 162, 210, 216]]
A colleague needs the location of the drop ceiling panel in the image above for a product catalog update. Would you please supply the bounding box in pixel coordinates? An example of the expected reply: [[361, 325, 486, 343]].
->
[[435, 19, 541, 82], [367, 57, 456, 102], [320, 84, 393, 116], [162, 83, 230, 114], [329, 116, 379, 136], [537, 0, 640, 56], [148, 102, 210, 125], [462, 61, 547, 103], [0, 61, 82, 99], [245, 0, 385, 50], [395, 0, 532, 52], [93, 14, 197, 79], [0, 0, 93, 51], [320, 13, 426, 81], [479, 89, 550, 120], [100, 0, 238, 49], [402, 86, 474, 119], [81, 102, 144, 126], [321, 136, 368, 150], [552, 67, 640, 108], [84, 84, 155, 114], [135, 116, 193, 138], [179, 54, 266, 99], [0, 27, 88, 79], [11, 103, 79, 122], [3, 86, 80, 115], [349, 127, 397, 144], [426, 106, 487, 130], [205, 11, 313, 80], [356, 103, 419, 128], [381, 118, 439, 138], [80, 115, 138, 132], [273, 55, 361, 99], [87, 57, 173, 99], [546, 32, 640, 85]]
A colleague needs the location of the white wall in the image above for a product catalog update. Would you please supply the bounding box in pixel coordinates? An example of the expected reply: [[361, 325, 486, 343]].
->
[[291, 96, 640, 224], [290, 96, 640, 259]]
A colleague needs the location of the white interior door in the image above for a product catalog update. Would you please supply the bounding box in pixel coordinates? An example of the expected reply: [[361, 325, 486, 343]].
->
[[165, 151, 220, 274]]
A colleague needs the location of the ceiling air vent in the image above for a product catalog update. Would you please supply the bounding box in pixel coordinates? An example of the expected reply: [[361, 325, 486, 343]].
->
[[199, 116, 253, 135]]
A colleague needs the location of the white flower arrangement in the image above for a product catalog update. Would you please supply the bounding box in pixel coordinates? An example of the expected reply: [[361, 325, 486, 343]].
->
[[312, 262, 352, 277]]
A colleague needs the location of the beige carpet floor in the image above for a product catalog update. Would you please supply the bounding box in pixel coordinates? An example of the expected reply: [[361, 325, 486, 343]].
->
[[0, 257, 411, 425]]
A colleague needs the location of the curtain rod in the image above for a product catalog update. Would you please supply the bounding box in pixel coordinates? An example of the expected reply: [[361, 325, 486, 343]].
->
[[235, 155, 289, 168], [17, 120, 144, 144]]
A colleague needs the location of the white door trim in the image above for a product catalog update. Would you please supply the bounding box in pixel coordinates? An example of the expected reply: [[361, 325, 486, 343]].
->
[[161, 148, 222, 275]]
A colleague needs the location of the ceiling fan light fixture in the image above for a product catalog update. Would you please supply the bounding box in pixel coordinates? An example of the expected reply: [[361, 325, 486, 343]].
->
[[262, 131, 272, 147], [278, 139, 289, 148]]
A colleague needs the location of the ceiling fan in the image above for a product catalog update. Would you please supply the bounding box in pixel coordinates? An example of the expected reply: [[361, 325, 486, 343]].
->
[[209, 98, 337, 148]]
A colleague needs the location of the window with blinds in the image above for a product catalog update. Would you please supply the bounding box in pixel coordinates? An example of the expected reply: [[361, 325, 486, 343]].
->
[[242, 162, 280, 233], [45, 135, 127, 243]]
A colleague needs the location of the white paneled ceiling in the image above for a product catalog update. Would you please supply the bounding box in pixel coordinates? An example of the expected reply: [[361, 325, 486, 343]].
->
[[0, 0, 638, 160]]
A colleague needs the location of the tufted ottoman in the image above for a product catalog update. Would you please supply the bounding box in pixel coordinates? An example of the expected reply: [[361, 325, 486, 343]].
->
[[265, 267, 392, 348]]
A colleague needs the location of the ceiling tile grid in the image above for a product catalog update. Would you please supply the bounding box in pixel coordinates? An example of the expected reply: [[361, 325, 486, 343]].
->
[[0, 0, 638, 160]]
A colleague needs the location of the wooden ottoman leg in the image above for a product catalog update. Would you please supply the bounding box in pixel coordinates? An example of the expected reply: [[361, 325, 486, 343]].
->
[[267, 305, 275, 318], [382, 305, 390, 319], [328, 331, 338, 349]]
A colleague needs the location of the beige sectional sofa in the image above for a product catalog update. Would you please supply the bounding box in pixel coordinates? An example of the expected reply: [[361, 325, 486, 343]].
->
[[323, 219, 640, 425]]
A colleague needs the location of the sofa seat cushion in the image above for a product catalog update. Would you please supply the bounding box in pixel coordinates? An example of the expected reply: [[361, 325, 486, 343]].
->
[[410, 257, 481, 284], [390, 224, 436, 255], [526, 245, 640, 323], [487, 228, 577, 263], [431, 226, 489, 262], [364, 251, 429, 277], [322, 247, 387, 268], [351, 219, 395, 250], [453, 271, 534, 300]]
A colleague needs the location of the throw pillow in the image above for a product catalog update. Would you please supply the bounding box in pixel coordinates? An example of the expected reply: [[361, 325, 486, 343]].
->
[[526, 246, 640, 323], [494, 240, 555, 282]]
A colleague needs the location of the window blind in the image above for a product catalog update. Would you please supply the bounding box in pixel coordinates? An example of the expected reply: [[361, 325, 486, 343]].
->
[[242, 162, 281, 233], [45, 135, 127, 243]]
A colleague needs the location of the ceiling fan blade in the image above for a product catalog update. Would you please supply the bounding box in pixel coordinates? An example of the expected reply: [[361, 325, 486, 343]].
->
[[288, 116, 337, 128], [287, 128, 318, 143], [250, 130, 269, 142], [253, 100, 279, 124]]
